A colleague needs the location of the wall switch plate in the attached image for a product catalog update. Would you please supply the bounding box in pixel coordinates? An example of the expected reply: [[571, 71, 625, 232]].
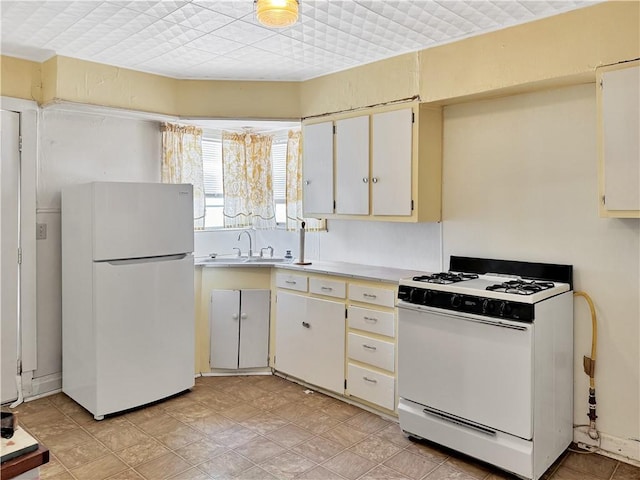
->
[[36, 223, 47, 240]]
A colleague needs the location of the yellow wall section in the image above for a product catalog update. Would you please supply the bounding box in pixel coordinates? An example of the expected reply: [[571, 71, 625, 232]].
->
[[178, 80, 301, 119], [0, 56, 41, 102], [300, 53, 419, 118], [419, 1, 640, 103], [49, 56, 179, 115]]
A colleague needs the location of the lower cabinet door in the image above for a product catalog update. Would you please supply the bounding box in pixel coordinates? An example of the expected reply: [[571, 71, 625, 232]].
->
[[275, 292, 345, 395], [348, 363, 395, 411], [305, 296, 345, 394], [275, 292, 309, 381], [210, 290, 241, 369], [238, 290, 270, 369]]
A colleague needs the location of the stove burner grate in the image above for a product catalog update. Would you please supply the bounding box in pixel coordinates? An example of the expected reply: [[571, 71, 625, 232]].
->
[[412, 272, 480, 284], [486, 279, 555, 295]]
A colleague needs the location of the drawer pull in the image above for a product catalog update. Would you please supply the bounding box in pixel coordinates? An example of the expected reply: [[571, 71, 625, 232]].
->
[[363, 293, 377, 299], [362, 344, 377, 351], [321, 286, 333, 291], [363, 316, 378, 322], [285, 280, 297, 285], [302, 321, 310, 328], [363, 376, 378, 383]]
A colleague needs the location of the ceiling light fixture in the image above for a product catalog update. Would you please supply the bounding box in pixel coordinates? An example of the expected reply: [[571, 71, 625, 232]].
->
[[255, 0, 299, 28]]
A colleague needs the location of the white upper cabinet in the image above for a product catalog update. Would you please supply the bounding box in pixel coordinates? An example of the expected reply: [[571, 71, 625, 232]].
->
[[302, 121, 334, 216], [372, 108, 413, 216], [597, 60, 640, 218], [301, 102, 442, 223], [335, 115, 370, 215]]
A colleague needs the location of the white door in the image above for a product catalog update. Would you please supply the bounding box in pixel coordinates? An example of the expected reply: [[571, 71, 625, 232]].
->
[[305, 297, 345, 394], [372, 108, 413, 216], [335, 116, 369, 215], [275, 291, 308, 380], [398, 305, 533, 439], [302, 122, 334, 215], [210, 290, 241, 369], [92, 182, 194, 261], [94, 255, 194, 416], [238, 290, 270, 369], [1, 110, 20, 404]]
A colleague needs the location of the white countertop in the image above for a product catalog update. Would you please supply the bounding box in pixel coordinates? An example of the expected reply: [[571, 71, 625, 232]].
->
[[195, 257, 425, 284]]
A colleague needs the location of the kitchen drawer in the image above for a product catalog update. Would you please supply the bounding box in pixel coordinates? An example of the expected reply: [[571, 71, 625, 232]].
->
[[349, 284, 395, 308], [309, 277, 346, 299], [348, 333, 395, 372], [348, 306, 395, 337], [348, 363, 395, 411], [276, 273, 308, 292]]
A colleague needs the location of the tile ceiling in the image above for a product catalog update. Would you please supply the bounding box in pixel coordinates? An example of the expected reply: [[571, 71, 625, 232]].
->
[[1, 1, 599, 82]]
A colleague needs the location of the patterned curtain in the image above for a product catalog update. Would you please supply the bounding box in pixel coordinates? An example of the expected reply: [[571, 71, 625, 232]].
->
[[222, 131, 276, 229], [286, 130, 326, 232], [161, 123, 205, 229]]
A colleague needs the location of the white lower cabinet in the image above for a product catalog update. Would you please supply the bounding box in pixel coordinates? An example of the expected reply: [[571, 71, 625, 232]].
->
[[275, 291, 345, 394], [348, 364, 395, 411], [210, 289, 270, 369]]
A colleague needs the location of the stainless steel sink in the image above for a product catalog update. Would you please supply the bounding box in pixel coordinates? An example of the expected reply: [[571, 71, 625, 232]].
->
[[245, 257, 288, 263], [201, 256, 288, 264], [201, 256, 249, 264]]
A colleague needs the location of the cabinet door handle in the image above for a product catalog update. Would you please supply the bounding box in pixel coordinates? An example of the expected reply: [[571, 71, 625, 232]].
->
[[362, 177, 368, 183], [302, 321, 310, 328], [363, 293, 377, 299], [285, 280, 297, 285], [321, 286, 333, 291], [304, 180, 310, 185], [362, 344, 377, 351], [363, 316, 377, 322], [232, 313, 239, 321], [363, 376, 378, 383], [240, 313, 248, 320], [371, 177, 378, 184]]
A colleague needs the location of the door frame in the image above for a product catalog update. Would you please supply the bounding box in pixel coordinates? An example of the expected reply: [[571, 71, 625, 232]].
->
[[1, 96, 38, 396]]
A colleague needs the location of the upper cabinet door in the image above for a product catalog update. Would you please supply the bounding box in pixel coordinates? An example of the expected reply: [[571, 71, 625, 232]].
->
[[371, 108, 413, 216], [302, 122, 334, 215], [335, 116, 370, 215], [598, 61, 640, 217]]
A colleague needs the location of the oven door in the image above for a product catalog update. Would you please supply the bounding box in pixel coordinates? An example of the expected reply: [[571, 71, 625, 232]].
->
[[398, 301, 533, 440]]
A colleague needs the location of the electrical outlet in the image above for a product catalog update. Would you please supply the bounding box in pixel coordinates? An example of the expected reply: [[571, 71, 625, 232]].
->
[[36, 223, 47, 240]]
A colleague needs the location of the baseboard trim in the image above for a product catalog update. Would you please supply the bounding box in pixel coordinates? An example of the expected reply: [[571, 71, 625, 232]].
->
[[574, 428, 640, 466], [27, 373, 62, 400]]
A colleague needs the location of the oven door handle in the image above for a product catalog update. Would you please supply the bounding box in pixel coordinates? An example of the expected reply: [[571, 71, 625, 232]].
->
[[422, 406, 497, 437], [397, 301, 530, 331]]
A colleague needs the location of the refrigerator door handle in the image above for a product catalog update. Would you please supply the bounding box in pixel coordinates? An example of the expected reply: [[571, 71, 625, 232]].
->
[[105, 254, 188, 266]]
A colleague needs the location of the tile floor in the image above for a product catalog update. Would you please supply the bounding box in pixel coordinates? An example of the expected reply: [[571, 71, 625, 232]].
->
[[11, 375, 640, 480]]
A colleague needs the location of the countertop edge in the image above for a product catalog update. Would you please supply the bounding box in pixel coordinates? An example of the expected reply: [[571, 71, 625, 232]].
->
[[195, 258, 424, 284]]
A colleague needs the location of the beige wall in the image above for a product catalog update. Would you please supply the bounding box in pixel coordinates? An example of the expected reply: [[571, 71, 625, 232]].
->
[[0, 56, 41, 102], [299, 52, 420, 118]]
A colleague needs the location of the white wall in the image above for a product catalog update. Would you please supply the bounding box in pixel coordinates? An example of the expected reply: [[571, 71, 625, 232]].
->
[[34, 108, 161, 380], [442, 84, 640, 457]]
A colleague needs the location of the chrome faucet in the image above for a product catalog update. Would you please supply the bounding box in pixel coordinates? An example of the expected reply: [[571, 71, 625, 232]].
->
[[237, 230, 253, 258], [260, 246, 274, 258]]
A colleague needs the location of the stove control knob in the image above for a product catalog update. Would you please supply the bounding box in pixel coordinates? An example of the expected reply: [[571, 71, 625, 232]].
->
[[498, 301, 512, 317], [409, 288, 422, 303], [482, 299, 495, 314], [450, 294, 462, 308]]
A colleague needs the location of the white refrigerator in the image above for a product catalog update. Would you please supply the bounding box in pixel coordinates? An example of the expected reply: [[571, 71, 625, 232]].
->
[[61, 182, 195, 420]]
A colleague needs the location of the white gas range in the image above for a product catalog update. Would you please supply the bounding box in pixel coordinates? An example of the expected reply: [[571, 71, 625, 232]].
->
[[397, 256, 573, 480]]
